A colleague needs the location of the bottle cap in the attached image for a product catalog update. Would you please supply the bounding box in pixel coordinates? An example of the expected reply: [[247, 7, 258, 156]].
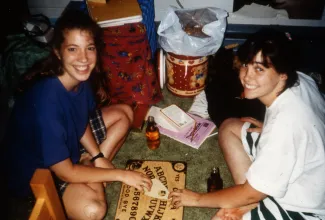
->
[[148, 116, 154, 122]]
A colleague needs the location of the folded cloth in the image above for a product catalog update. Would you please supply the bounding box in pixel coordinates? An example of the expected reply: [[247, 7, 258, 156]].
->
[[101, 22, 162, 107]]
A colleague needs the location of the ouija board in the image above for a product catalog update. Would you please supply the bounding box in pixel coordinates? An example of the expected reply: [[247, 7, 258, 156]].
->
[[115, 160, 187, 220]]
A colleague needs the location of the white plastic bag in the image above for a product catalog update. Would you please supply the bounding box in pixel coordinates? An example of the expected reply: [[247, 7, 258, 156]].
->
[[158, 6, 228, 57]]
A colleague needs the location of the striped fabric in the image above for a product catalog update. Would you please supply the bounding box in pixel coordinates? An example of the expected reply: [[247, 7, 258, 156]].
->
[[245, 197, 324, 220], [242, 122, 260, 161], [246, 123, 260, 158], [243, 123, 325, 220]]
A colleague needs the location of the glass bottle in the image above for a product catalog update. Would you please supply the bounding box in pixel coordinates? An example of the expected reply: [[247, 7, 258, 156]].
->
[[145, 116, 160, 150], [207, 167, 223, 192]]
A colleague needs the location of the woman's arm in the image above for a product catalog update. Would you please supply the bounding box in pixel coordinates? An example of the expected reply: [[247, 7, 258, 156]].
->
[[79, 123, 114, 169], [169, 181, 266, 209], [50, 158, 151, 191]]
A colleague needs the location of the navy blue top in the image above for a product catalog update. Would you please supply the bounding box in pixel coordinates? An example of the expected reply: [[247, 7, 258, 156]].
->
[[6, 77, 95, 197]]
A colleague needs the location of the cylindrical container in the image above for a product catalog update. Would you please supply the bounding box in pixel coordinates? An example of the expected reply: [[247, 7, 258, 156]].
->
[[165, 52, 209, 97], [145, 116, 160, 150]]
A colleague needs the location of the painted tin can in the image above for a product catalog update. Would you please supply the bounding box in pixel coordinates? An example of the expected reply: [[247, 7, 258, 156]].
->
[[165, 52, 208, 97]]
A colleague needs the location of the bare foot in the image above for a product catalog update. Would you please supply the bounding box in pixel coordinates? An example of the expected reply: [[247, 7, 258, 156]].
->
[[80, 152, 92, 165], [211, 203, 258, 220]]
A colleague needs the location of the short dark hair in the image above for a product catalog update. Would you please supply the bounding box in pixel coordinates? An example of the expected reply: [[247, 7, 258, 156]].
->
[[236, 28, 298, 92]]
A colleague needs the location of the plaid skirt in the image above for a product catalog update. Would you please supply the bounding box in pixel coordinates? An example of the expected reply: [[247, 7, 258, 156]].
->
[[89, 109, 107, 145]]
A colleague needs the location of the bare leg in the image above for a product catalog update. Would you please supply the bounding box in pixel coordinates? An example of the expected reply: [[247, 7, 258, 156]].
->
[[215, 118, 256, 220], [99, 104, 133, 161], [63, 183, 107, 220], [218, 118, 252, 185], [62, 157, 107, 219], [62, 105, 133, 219]]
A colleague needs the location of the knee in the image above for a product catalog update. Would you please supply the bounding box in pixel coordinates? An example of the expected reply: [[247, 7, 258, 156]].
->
[[218, 118, 240, 134], [120, 104, 134, 124], [83, 200, 107, 220], [101, 104, 134, 126], [218, 118, 243, 150], [115, 104, 134, 127]]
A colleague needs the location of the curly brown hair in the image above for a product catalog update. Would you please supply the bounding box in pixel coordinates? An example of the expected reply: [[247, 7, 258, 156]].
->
[[16, 10, 110, 107]]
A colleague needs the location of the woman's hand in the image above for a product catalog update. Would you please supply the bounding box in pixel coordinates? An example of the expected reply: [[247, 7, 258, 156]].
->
[[240, 117, 263, 133], [212, 208, 240, 220], [168, 189, 201, 208], [121, 170, 152, 192]]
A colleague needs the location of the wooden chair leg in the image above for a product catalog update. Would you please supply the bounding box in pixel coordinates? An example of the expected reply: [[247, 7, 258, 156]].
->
[[29, 169, 66, 220]]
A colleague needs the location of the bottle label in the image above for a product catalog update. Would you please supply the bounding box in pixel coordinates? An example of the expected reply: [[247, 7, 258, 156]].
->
[[146, 132, 160, 141]]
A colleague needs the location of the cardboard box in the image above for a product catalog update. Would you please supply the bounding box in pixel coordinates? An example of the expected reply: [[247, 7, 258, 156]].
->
[[86, 0, 142, 27]]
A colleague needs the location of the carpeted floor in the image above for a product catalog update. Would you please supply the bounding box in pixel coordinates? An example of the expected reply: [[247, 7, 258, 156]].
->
[[105, 87, 234, 220]]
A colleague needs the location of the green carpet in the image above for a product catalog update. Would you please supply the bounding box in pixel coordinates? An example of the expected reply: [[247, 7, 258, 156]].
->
[[105, 88, 234, 220]]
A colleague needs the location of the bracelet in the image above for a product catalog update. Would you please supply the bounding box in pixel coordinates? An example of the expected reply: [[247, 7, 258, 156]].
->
[[90, 152, 104, 162]]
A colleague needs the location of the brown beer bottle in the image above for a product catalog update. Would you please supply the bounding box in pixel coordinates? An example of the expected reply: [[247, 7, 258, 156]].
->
[[207, 167, 223, 192], [145, 116, 160, 150]]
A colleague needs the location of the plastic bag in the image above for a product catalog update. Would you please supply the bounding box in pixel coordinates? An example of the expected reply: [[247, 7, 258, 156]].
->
[[157, 6, 228, 56]]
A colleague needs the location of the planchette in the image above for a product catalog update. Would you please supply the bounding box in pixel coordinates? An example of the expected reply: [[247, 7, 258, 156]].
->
[[143, 178, 169, 200]]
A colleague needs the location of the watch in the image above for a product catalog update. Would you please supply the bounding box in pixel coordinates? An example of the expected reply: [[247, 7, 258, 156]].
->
[[90, 152, 104, 162]]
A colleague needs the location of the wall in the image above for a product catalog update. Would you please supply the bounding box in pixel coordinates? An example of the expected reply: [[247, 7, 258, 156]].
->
[[27, 0, 233, 19], [27, 0, 324, 27], [28, 0, 82, 19], [154, 0, 233, 21]]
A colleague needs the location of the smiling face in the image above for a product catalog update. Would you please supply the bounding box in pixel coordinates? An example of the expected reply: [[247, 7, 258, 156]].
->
[[239, 51, 287, 107], [55, 29, 97, 91]]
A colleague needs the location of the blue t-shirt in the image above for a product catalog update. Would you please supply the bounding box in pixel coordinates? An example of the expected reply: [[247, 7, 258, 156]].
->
[[6, 77, 95, 197]]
